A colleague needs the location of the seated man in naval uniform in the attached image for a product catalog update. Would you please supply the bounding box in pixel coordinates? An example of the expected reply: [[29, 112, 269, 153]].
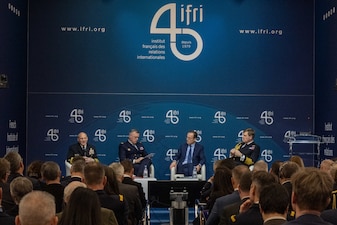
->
[[230, 128, 260, 167], [119, 129, 152, 177], [67, 132, 99, 164]]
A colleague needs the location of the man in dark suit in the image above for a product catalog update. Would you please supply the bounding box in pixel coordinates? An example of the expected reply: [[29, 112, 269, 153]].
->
[[259, 183, 288, 225], [61, 157, 85, 187], [0, 186, 15, 225], [229, 171, 277, 225], [120, 160, 147, 209], [230, 128, 260, 167], [119, 129, 152, 177], [84, 162, 129, 225], [4, 152, 40, 192], [41, 161, 64, 213], [67, 132, 98, 164], [206, 165, 249, 225], [279, 161, 300, 220], [283, 168, 334, 225], [219, 171, 252, 225], [170, 130, 206, 176], [110, 163, 143, 225]]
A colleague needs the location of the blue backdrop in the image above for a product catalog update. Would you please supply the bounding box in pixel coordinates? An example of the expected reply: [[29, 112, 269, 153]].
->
[[27, 0, 315, 179]]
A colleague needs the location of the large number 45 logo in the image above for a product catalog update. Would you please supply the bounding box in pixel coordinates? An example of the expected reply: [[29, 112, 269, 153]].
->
[[150, 3, 203, 61]]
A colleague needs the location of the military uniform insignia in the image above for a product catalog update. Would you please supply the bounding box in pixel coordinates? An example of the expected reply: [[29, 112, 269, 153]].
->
[[89, 148, 95, 155]]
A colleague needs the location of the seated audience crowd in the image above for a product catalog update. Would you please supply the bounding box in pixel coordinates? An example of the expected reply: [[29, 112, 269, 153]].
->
[[1, 151, 337, 225]]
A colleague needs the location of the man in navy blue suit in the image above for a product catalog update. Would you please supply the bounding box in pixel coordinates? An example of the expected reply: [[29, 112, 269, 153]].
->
[[170, 130, 206, 176]]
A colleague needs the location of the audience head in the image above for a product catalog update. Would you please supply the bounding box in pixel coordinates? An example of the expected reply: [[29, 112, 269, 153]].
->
[[120, 159, 134, 174], [10, 177, 33, 204], [58, 187, 102, 225], [320, 159, 335, 173], [259, 183, 289, 219], [70, 159, 86, 175], [0, 157, 10, 182], [238, 171, 252, 194], [252, 160, 268, 172], [290, 155, 304, 168], [279, 161, 300, 182], [41, 161, 61, 182], [103, 165, 120, 195], [63, 181, 87, 203], [231, 165, 250, 188], [84, 162, 105, 188], [217, 158, 236, 170], [291, 167, 333, 213], [128, 129, 140, 145], [26, 160, 44, 179], [269, 160, 283, 181], [212, 166, 234, 197], [109, 162, 124, 182], [250, 171, 277, 202], [16, 191, 57, 225], [4, 151, 24, 174]]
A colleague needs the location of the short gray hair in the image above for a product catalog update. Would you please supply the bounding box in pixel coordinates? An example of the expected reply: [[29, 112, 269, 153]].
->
[[10, 177, 33, 204], [18, 191, 56, 225]]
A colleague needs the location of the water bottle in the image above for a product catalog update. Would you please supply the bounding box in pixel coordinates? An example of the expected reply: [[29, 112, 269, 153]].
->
[[192, 166, 197, 178], [143, 165, 148, 178]]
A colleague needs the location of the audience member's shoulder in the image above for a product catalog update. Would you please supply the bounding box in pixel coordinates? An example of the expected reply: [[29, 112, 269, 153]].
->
[[321, 209, 337, 224]]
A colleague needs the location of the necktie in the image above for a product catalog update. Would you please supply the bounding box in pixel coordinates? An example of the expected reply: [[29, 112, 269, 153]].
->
[[187, 145, 192, 163]]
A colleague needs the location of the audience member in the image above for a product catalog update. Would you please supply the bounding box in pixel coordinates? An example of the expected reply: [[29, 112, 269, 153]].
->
[[120, 159, 147, 209], [58, 187, 102, 225], [103, 166, 120, 195], [59, 181, 118, 225], [67, 132, 98, 164], [0, 187, 15, 225], [0, 157, 14, 212], [206, 165, 249, 225], [26, 160, 45, 189], [289, 156, 304, 168], [229, 171, 277, 225], [4, 152, 40, 190], [269, 160, 283, 183], [320, 209, 337, 225], [252, 160, 268, 172], [229, 128, 260, 167], [7, 177, 33, 216], [119, 129, 152, 177], [278, 161, 300, 219], [61, 157, 86, 186], [15, 191, 58, 225], [259, 183, 289, 225], [200, 158, 235, 203], [84, 162, 128, 225], [169, 130, 206, 176], [206, 166, 234, 213], [219, 171, 252, 225], [320, 159, 335, 174], [40, 161, 64, 213], [283, 168, 334, 225], [110, 162, 142, 225]]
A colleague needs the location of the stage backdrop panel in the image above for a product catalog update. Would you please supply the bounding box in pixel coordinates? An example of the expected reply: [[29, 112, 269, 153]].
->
[[315, 0, 337, 159], [27, 0, 314, 179], [0, 0, 27, 158]]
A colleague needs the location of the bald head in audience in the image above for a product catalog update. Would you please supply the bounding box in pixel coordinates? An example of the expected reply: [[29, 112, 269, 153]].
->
[[15, 191, 58, 225]]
